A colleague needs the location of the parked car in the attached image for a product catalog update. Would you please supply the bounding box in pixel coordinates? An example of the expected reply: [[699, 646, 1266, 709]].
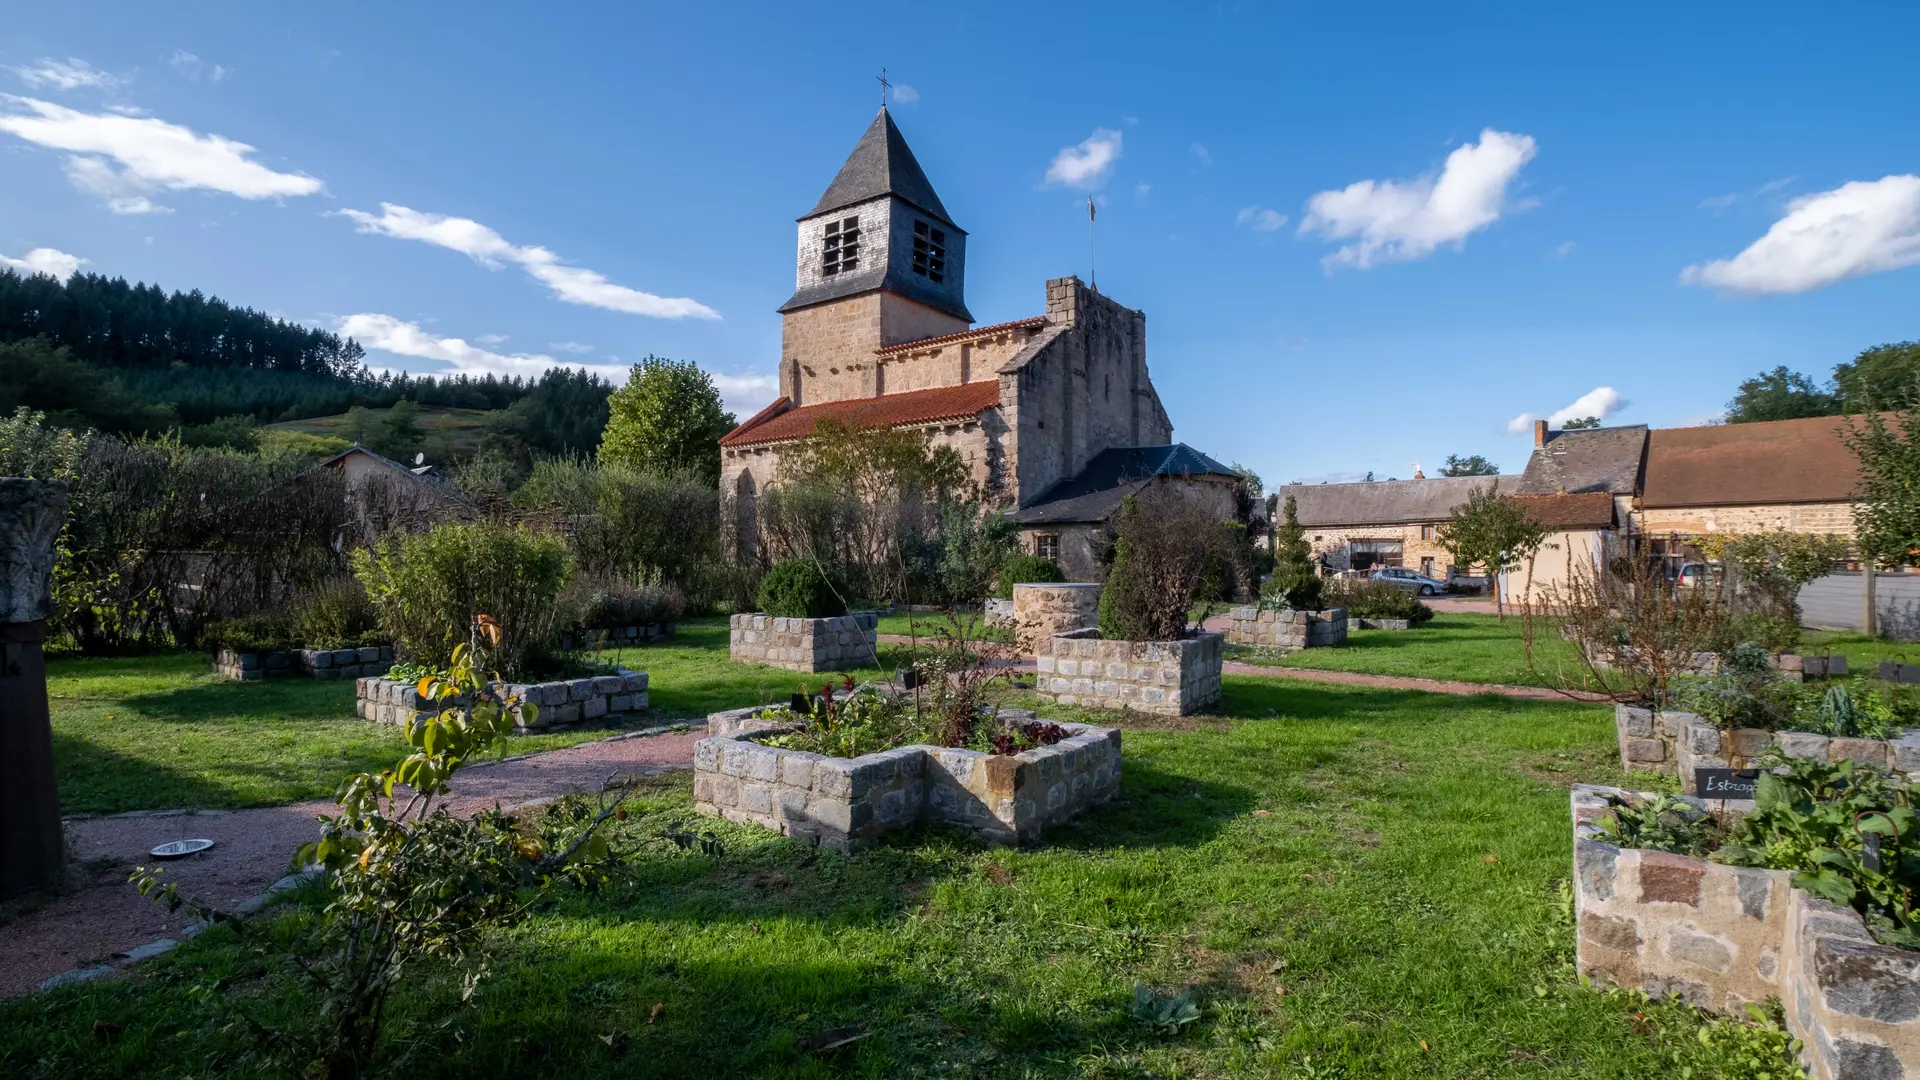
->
[[1675, 562, 1714, 589], [1368, 567, 1448, 596]]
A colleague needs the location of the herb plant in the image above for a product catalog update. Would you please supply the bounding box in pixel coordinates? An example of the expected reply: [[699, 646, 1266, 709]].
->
[[1594, 794, 1721, 857]]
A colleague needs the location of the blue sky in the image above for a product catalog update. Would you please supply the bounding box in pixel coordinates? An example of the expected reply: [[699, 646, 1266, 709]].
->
[[4, 3, 1917, 486]]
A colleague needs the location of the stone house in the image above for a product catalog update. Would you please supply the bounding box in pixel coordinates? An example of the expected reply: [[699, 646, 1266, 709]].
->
[[1006, 444, 1242, 581], [1637, 414, 1863, 541], [314, 444, 473, 539], [1276, 474, 1520, 580], [719, 107, 1241, 565]]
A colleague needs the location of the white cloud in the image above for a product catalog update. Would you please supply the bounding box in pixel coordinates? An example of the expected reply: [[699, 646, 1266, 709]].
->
[[708, 372, 780, 416], [1700, 192, 1740, 212], [1505, 386, 1628, 434], [472, 332, 509, 345], [338, 203, 719, 319], [548, 340, 594, 353], [339, 313, 627, 382], [1548, 240, 1576, 259], [0, 247, 85, 280], [1235, 205, 1288, 233], [1680, 175, 1920, 295], [1134, 181, 1151, 201], [0, 96, 321, 212], [12, 59, 118, 92], [1300, 128, 1538, 270], [167, 50, 229, 84], [1190, 142, 1213, 167], [1755, 176, 1796, 196], [889, 83, 918, 105], [1044, 128, 1122, 189]]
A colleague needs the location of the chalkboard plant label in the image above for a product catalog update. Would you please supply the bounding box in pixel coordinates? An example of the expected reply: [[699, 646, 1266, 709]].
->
[[1696, 768, 1759, 800]]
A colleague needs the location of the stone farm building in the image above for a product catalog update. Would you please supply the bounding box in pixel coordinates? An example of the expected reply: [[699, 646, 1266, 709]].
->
[[718, 106, 1237, 573], [1277, 473, 1523, 581]]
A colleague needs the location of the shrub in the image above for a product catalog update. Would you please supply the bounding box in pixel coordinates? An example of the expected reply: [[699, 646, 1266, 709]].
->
[[353, 521, 574, 678], [200, 614, 301, 655], [1720, 610, 1802, 653], [578, 572, 686, 629], [1322, 577, 1434, 624], [757, 559, 846, 619], [1098, 494, 1239, 642], [995, 553, 1066, 600], [294, 578, 384, 649], [1260, 494, 1323, 611]]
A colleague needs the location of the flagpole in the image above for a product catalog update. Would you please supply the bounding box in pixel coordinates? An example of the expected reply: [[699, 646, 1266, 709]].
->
[[1087, 195, 1097, 291]]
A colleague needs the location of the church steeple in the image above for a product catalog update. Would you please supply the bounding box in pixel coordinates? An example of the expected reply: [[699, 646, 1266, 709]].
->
[[779, 108, 971, 324]]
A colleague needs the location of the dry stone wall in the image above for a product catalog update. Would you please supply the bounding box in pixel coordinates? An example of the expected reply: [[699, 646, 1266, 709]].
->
[[1011, 583, 1101, 652], [1224, 606, 1347, 650], [1675, 720, 1920, 796], [1033, 628, 1223, 716], [216, 646, 394, 681], [693, 711, 1121, 852], [354, 670, 649, 731], [1573, 785, 1920, 1079], [728, 612, 879, 672]]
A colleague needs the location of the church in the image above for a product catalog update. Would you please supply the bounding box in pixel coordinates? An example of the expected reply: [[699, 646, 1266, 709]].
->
[[719, 106, 1240, 581]]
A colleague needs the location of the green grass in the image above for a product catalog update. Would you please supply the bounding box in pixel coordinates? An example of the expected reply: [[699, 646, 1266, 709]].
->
[[873, 609, 1014, 644], [2, 677, 1760, 1078], [47, 619, 898, 815], [267, 404, 498, 457], [1230, 613, 1584, 688], [1800, 629, 1920, 670]]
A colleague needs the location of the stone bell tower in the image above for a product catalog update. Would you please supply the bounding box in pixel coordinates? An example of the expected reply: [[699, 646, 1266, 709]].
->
[[776, 107, 973, 407]]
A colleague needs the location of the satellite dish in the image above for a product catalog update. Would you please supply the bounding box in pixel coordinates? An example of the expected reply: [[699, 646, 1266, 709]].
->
[[414, 452, 425, 465]]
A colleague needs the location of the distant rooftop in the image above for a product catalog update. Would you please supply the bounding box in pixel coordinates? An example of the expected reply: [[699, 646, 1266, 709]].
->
[[1010, 444, 1239, 524]]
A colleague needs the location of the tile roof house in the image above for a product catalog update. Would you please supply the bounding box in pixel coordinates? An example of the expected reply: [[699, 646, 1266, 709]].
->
[[721, 106, 1243, 574], [1276, 474, 1521, 580], [1638, 414, 1866, 533], [1008, 444, 1242, 580]]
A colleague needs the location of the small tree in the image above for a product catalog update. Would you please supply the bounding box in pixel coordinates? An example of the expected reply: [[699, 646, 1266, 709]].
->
[[1260, 494, 1322, 610], [1844, 407, 1920, 568], [1439, 454, 1499, 477], [1435, 482, 1548, 619], [1098, 494, 1239, 641], [1699, 530, 1849, 647], [597, 357, 736, 486], [1525, 551, 1727, 710]]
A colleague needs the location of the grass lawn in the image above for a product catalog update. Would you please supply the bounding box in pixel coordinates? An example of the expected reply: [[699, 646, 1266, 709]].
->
[[1230, 613, 1586, 688], [1801, 628, 1920, 669], [874, 608, 1014, 644], [1, 676, 1768, 1078], [47, 618, 900, 815]]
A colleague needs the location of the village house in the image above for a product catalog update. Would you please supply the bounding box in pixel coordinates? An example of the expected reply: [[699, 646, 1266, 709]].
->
[[717, 107, 1237, 571], [1501, 420, 1642, 602], [1275, 474, 1520, 582]]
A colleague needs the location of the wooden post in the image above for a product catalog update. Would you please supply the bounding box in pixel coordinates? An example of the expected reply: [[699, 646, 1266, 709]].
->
[[1864, 560, 1879, 638], [0, 478, 68, 901]]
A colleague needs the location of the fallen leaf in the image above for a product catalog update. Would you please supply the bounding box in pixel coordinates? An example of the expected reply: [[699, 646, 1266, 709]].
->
[[1482, 855, 1499, 864], [648, 1002, 665, 1024], [750, 922, 763, 934], [598, 1031, 630, 1058], [1420, 1039, 1429, 1051], [985, 864, 1013, 886], [1252, 809, 1272, 817]]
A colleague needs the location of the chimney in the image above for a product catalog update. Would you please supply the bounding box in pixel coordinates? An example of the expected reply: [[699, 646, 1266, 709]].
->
[[1534, 419, 1548, 447]]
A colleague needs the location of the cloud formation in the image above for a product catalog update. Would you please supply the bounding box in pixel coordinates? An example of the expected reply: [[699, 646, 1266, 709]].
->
[[12, 59, 118, 92], [339, 313, 626, 382], [1235, 206, 1288, 233], [1301, 128, 1538, 270], [548, 341, 594, 353], [0, 247, 85, 280], [0, 96, 322, 213], [888, 83, 918, 105], [1044, 128, 1122, 189], [1680, 174, 1920, 295], [339, 203, 719, 320], [1506, 386, 1627, 434], [167, 50, 229, 84]]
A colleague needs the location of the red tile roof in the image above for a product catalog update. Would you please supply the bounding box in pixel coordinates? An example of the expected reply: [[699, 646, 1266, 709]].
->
[[1641, 415, 1874, 509], [1512, 492, 1616, 529], [719, 380, 1003, 448], [874, 317, 1048, 356]]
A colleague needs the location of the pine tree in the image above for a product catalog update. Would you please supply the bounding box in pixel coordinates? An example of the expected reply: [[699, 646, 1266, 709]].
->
[[1261, 494, 1322, 610]]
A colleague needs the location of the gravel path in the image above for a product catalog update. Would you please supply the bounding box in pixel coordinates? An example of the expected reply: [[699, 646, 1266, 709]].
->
[[1, 728, 702, 998]]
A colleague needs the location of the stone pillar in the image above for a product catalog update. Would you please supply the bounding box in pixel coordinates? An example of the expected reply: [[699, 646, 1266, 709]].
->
[[1011, 583, 1103, 653], [0, 478, 68, 900]]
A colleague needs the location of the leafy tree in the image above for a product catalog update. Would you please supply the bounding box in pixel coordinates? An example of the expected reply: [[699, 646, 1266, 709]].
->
[[1230, 462, 1263, 502], [1725, 366, 1838, 423], [1844, 405, 1920, 567], [0, 406, 86, 480], [598, 357, 736, 485], [1097, 493, 1239, 641], [1439, 454, 1499, 476], [1260, 494, 1322, 610], [1698, 530, 1849, 646], [1561, 416, 1603, 430], [1835, 341, 1920, 411], [382, 397, 424, 458], [1435, 481, 1548, 619]]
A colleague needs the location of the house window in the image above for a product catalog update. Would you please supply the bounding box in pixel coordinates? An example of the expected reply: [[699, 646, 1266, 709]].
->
[[1420, 556, 1435, 577], [1419, 525, 1434, 540], [822, 217, 860, 276], [912, 220, 946, 283], [1034, 533, 1060, 562], [1349, 538, 1404, 571]]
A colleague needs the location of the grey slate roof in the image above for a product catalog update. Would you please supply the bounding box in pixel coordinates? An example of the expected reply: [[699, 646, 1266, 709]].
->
[[1513, 424, 1648, 496], [1277, 475, 1520, 528], [804, 108, 958, 227], [776, 262, 973, 323], [1010, 445, 1240, 525]]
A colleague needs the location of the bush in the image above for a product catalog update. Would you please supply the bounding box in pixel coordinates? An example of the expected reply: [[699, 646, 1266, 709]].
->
[[578, 573, 686, 629], [200, 614, 301, 655], [1098, 495, 1239, 642], [294, 578, 384, 650], [1261, 494, 1323, 610], [995, 553, 1066, 600], [757, 559, 846, 619], [353, 521, 574, 678], [1322, 577, 1434, 624], [1720, 611, 1802, 653]]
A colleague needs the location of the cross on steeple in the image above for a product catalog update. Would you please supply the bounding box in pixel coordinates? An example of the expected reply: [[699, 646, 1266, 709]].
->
[[877, 68, 891, 108]]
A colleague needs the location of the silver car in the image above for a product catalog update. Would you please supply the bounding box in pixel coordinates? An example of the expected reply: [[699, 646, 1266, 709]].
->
[[1368, 567, 1447, 596]]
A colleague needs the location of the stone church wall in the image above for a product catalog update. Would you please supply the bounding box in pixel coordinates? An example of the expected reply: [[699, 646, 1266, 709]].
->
[[780, 290, 968, 406]]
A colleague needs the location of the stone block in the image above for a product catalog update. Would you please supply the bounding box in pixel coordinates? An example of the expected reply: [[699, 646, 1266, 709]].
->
[[1687, 725, 1724, 757], [591, 675, 626, 695], [568, 679, 595, 702], [310, 649, 334, 669], [356, 647, 380, 663], [1778, 732, 1833, 760], [549, 703, 581, 725], [582, 696, 608, 720], [1638, 851, 1704, 906], [1830, 738, 1890, 767], [1624, 739, 1668, 763]]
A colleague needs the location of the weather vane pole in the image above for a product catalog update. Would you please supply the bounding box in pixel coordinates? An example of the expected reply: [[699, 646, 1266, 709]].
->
[[1087, 195, 1097, 291], [877, 68, 890, 108]]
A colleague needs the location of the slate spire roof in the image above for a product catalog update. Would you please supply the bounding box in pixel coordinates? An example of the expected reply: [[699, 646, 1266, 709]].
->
[[805, 107, 959, 228]]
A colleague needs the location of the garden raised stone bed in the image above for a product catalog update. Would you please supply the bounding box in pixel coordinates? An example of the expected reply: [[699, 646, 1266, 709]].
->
[[215, 645, 393, 682], [1223, 605, 1347, 650], [728, 612, 878, 673], [1033, 627, 1223, 716], [1615, 704, 1920, 792], [693, 709, 1120, 852], [1572, 785, 1920, 1079], [984, 598, 1015, 629], [354, 669, 648, 731], [1010, 583, 1102, 652], [563, 622, 677, 649]]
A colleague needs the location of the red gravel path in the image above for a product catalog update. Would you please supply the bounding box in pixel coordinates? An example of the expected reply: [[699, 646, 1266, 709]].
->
[[0, 729, 701, 997]]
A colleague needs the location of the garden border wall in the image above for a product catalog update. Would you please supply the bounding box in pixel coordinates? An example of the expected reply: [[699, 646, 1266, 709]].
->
[[216, 645, 393, 681], [354, 669, 649, 731], [1572, 785, 1920, 1079], [693, 712, 1121, 852], [1224, 606, 1347, 650], [563, 622, 678, 650], [728, 612, 878, 672], [1033, 628, 1223, 716]]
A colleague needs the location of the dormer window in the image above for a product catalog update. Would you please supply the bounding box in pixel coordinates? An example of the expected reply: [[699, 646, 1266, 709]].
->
[[912, 220, 946, 283], [822, 217, 860, 276]]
